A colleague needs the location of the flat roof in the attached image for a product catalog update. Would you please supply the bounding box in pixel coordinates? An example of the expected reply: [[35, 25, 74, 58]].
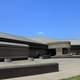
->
[[70, 40, 80, 45], [1, 32, 80, 46]]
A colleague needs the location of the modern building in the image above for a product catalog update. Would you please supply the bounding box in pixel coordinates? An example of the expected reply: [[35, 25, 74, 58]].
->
[[0, 32, 80, 62], [70, 40, 80, 55], [0, 33, 48, 61], [27, 36, 80, 56], [47, 41, 71, 56]]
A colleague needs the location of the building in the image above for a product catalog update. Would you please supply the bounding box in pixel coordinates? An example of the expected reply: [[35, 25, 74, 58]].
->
[[0, 33, 48, 61], [70, 40, 80, 55], [47, 41, 71, 56], [0, 32, 80, 62], [27, 36, 80, 56]]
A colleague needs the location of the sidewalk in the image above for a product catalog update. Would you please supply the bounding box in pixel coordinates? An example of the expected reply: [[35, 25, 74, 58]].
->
[[5, 58, 80, 80]]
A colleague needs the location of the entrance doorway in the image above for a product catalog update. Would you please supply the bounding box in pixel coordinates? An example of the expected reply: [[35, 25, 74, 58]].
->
[[48, 49, 56, 56], [62, 48, 68, 54]]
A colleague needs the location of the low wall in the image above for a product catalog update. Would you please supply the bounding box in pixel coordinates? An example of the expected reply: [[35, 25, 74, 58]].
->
[[0, 62, 59, 79]]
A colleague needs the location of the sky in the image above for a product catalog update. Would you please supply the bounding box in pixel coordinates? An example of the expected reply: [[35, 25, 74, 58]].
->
[[0, 0, 80, 39]]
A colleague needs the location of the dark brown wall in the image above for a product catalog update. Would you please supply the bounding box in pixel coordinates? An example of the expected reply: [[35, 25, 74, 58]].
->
[[0, 45, 29, 58], [29, 48, 48, 58], [0, 38, 48, 58]]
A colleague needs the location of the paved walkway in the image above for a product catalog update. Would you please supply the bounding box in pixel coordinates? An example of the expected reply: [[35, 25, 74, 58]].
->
[[5, 58, 80, 80]]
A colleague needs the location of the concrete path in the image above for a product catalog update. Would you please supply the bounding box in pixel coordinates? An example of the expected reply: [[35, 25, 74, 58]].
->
[[5, 58, 80, 80]]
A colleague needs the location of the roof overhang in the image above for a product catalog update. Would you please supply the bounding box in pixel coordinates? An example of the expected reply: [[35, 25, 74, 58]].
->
[[48, 41, 71, 49], [0, 41, 29, 47], [0, 32, 46, 45]]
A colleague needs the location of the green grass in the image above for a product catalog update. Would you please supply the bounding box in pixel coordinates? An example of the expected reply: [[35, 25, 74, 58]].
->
[[61, 75, 80, 80]]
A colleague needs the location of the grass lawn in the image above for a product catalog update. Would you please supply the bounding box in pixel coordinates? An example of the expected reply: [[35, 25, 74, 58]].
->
[[61, 75, 80, 80]]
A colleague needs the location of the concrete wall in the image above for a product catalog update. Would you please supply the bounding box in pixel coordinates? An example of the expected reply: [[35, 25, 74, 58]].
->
[[48, 42, 71, 49], [56, 48, 62, 55], [48, 42, 71, 55]]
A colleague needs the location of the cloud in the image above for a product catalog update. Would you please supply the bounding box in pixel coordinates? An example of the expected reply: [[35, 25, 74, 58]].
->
[[37, 32, 44, 35]]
